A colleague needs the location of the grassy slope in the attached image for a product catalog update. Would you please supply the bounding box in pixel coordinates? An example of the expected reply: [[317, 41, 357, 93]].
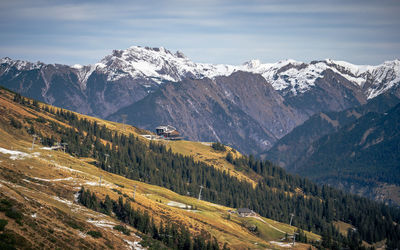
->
[[0, 89, 319, 249], [163, 140, 261, 187]]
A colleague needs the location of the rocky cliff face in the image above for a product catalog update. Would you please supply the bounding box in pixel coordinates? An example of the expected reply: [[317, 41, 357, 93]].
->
[[109, 72, 304, 154], [1, 46, 399, 154]]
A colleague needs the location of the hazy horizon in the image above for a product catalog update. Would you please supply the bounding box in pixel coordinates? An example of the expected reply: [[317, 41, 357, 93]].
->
[[1, 0, 399, 66]]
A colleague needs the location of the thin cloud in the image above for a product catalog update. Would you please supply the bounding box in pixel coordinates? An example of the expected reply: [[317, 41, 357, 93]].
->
[[0, 0, 399, 65]]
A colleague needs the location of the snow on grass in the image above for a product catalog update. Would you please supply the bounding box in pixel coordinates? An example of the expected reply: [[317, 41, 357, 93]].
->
[[166, 201, 198, 212], [74, 192, 80, 203], [33, 177, 73, 182], [31, 152, 40, 157], [270, 241, 294, 247], [78, 231, 87, 238], [52, 196, 73, 206], [208, 203, 223, 208], [0, 179, 22, 188], [49, 160, 84, 174], [124, 239, 145, 250], [52, 195, 98, 216], [87, 218, 116, 229], [85, 181, 100, 186], [167, 201, 187, 208], [22, 179, 45, 186], [85, 181, 115, 188], [0, 147, 31, 160]]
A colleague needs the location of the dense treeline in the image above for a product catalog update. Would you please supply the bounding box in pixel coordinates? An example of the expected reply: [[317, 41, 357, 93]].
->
[[231, 155, 400, 247], [293, 104, 400, 186], [11, 93, 400, 249], [79, 188, 224, 250], [211, 142, 226, 152]]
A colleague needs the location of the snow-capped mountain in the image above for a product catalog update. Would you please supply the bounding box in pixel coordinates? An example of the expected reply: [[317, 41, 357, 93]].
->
[[70, 46, 237, 87], [78, 46, 400, 100], [1, 45, 399, 154], [240, 58, 400, 99], [2, 46, 399, 99], [0, 57, 43, 71]]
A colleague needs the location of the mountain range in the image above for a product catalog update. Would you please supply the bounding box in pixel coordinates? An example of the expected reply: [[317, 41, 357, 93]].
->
[[293, 102, 400, 205], [1, 46, 400, 154], [263, 92, 400, 205]]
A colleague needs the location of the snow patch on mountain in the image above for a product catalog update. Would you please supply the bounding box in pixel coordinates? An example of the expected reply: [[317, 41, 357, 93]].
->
[[97, 46, 237, 83], [241, 58, 399, 96], [0, 57, 42, 71], [326, 59, 374, 76], [71, 63, 106, 89], [1, 46, 399, 99], [366, 59, 400, 99], [93, 46, 400, 97]]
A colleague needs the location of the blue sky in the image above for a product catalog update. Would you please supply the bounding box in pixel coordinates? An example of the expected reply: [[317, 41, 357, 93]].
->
[[0, 0, 399, 65]]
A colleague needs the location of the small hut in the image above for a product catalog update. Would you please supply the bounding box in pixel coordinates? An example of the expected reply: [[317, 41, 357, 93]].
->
[[237, 208, 255, 217]]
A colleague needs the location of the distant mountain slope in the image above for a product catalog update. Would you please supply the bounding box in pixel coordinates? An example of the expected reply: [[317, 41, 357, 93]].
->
[[1, 46, 400, 154], [108, 71, 306, 154], [290, 102, 400, 205], [263, 93, 400, 168]]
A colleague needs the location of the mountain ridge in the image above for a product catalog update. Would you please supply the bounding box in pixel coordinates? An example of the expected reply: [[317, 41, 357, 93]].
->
[[2, 46, 400, 98], [1, 45, 400, 154], [292, 102, 400, 206], [262, 92, 400, 205]]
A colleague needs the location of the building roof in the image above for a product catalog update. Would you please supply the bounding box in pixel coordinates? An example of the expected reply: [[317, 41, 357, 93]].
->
[[156, 125, 176, 132], [237, 208, 253, 213], [169, 130, 180, 136]]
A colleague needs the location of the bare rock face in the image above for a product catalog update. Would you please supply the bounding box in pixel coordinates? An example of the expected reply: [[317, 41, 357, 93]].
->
[[214, 72, 306, 140], [109, 72, 297, 154]]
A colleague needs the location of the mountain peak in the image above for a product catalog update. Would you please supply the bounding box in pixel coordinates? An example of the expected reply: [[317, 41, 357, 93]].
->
[[175, 50, 186, 58], [382, 59, 400, 67], [1, 57, 13, 63], [2, 46, 399, 100], [0, 57, 42, 70], [243, 59, 262, 68], [123, 45, 173, 56]]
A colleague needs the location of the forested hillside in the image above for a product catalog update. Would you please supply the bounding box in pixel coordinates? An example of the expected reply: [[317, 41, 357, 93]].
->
[[290, 102, 400, 205], [3, 87, 320, 249], [5, 87, 400, 248], [264, 92, 400, 168]]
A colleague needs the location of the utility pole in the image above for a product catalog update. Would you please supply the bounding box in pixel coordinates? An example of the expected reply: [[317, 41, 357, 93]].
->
[[289, 213, 295, 226], [198, 185, 204, 200], [105, 154, 109, 164], [31, 134, 38, 150], [99, 175, 102, 187], [104, 153, 110, 168], [121, 114, 127, 132], [61, 142, 68, 153], [292, 232, 299, 247], [133, 185, 137, 200]]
